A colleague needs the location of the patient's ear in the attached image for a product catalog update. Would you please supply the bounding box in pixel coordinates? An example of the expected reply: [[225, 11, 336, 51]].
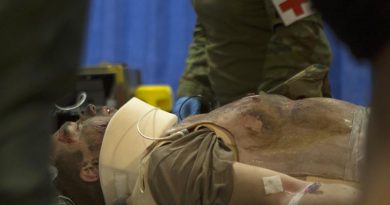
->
[[79, 161, 99, 182]]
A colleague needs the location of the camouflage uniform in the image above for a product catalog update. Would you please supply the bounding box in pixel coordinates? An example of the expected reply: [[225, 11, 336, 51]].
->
[[177, 0, 332, 106]]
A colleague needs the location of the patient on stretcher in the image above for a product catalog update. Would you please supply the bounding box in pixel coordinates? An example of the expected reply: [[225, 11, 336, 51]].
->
[[51, 94, 365, 205]]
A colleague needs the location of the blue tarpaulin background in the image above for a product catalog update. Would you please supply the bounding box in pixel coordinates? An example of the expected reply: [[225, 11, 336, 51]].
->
[[83, 0, 372, 106]]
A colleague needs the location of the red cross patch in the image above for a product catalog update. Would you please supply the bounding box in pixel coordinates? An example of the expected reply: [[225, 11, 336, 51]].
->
[[271, 0, 314, 26]]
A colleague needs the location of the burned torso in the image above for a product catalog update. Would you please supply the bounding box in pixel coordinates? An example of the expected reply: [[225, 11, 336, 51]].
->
[[172, 94, 368, 182]]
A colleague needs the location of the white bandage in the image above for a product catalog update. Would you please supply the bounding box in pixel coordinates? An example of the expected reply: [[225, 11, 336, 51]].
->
[[263, 175, 284, 195]]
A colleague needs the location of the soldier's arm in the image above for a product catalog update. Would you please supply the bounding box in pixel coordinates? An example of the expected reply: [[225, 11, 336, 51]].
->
[[176, 20, 214, 99]]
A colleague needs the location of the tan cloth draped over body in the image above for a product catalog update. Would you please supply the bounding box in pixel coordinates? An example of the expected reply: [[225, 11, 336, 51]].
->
[[144, 94, 367, 204], [147, 128, 235, 205]]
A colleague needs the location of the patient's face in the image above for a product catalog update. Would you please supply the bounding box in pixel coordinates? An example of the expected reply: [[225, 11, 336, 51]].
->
[[51, 104, 116, 205], [52, 104, 116, 157]]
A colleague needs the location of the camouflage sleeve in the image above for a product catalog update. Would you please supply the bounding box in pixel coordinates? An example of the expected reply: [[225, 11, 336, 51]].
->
[[265, 64, 330, 99], [176, 21, 214, 99], [258, 13, 332, 99]]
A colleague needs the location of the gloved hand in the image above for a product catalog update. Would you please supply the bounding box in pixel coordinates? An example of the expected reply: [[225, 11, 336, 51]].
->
[[172, 96, 201, 120]]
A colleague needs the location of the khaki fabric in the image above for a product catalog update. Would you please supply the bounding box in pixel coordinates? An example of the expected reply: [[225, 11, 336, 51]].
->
[[147, 128, 235, 205], [177, 0, 331, 105]]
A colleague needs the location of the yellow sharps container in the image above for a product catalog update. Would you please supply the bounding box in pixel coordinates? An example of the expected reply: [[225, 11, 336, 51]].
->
[[134, 85, 173, 112]]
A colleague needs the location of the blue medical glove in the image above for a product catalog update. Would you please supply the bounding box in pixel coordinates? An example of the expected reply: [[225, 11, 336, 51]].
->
[[172, 96, 201, 120]]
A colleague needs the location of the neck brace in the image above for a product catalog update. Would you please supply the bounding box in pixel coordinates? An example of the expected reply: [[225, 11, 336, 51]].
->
[[99, 97, 177, 205]]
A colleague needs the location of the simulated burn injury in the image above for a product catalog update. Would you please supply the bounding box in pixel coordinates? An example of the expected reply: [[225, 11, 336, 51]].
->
[[174, 94, 368, 182]]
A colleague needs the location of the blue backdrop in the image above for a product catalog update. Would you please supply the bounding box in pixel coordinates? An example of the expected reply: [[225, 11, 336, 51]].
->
[[83, 0, 372, 106]]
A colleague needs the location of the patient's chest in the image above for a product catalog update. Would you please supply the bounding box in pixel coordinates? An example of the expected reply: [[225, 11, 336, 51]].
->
[[177, 95, 365, 181]]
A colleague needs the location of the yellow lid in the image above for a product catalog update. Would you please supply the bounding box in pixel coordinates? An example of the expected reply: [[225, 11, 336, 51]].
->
[[135, 85, 173, 112]]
